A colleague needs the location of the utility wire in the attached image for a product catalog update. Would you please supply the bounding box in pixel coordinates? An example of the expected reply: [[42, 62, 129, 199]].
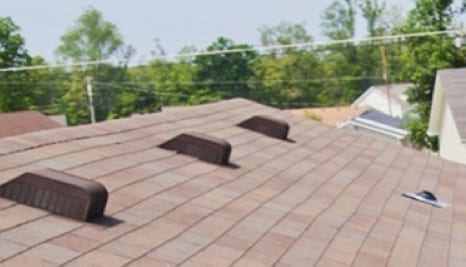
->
[[0, 76, 384, 87], [94, 76, 382, 86], [0, 28, 463, 73]]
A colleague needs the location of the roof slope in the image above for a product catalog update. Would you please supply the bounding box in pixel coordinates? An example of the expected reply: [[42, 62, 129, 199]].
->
[[358, 109, 406, 129], [353, 83, 412, 107], [0, 111, 62, 139], [0, 98, 465, 266], [438, 68, 466, 140]]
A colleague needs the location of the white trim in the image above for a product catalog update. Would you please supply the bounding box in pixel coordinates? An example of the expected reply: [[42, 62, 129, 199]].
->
[[353, 117, 409, 135], [427, 73, 444, 136], [340, 120, 407, 140]]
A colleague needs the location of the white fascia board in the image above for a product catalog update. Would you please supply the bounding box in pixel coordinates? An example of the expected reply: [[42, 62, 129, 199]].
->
[[355, 121, 405, 140], [427, 73, 444, 136], [344, 120, 407, 140], [353, 117, 409, 136]]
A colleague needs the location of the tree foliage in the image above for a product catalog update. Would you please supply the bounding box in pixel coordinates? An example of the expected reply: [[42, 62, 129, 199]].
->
[[56, 6, 123, 62], [358, 0, 386, 36], [0, 17, 31, 111], [400, 0, 466, 150], [193, 37, 258, 102], [55, 7, 132, 125], [321, 0, 356, 40]]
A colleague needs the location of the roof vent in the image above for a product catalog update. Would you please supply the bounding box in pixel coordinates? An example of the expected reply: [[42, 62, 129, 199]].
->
[[159, 132, 232, 165], [402, 190, 448, 208], [0, 169, 108, 221], [238, 115, 289, 140]]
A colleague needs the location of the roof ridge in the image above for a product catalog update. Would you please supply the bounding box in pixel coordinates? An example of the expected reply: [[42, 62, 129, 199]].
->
[[0, 99, 254, 157]]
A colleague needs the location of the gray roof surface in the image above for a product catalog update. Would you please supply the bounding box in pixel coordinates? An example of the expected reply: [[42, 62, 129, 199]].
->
[[438, 68, 466, 140], [357, 109, 406, 129]]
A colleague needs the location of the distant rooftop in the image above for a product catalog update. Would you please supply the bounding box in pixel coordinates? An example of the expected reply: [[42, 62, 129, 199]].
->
[[0, 110, 63, 139], [358, 109, 407, 129], [372, 83, 412, 100]]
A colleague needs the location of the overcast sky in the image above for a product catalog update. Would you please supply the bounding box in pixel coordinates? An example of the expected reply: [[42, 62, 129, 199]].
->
[[0, 0, 418, 62]]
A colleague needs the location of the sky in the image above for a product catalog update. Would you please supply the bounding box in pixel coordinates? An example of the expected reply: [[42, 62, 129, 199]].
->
[[0, 0, 417, 62]]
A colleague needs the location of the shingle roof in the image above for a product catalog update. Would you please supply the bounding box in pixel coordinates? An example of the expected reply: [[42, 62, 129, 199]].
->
[[0, 111, 62, 139], [0, 98, 465, 266], [287, 106, 366, 126], [438, 68, 466, 140]]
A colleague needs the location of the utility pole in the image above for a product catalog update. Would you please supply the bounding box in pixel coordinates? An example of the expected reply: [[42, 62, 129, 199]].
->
[[86, 76, 96, 124], [380, 45, 393, 116]]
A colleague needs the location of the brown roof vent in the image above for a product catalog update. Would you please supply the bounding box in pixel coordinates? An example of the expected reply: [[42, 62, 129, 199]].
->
[[0, 169, 108, 221], [159, 132, 231, 165], [238, 115, 289, 140]]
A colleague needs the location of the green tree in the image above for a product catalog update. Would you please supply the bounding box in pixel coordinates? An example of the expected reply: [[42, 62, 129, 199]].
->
[[0, 16, 31, 111], [193, 37, 257, 102], [25, 56, 67, 114], [400, 0, 466, 149], [56, 7, 123, 62], [358, 0, 386, 36], [321, 0, 356, 40], [259, 22, 313, 55], [56, 6, 132, 125], [251, 50, 323, 108]]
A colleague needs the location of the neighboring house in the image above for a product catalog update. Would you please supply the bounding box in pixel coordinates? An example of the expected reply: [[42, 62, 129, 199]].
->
[[428, 68, 466, 164], [339, 109, 409, 145], [287, 106, 366, 126], [0, 110, 63, 139], [0, 98, 465, 266], [352, 83, 413, 118]]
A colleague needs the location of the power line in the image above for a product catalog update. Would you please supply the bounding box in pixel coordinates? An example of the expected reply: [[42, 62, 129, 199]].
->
[[0, 28, 463, 73], [0, 76, 384, 87], [94, 76, 382, 86]]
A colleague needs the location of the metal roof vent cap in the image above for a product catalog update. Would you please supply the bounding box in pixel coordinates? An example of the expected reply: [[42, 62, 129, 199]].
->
[[402, 190, 449, 208], [0, 169, 108, 221], [238, 115, 289, 140], [159, 132, 232, 165]]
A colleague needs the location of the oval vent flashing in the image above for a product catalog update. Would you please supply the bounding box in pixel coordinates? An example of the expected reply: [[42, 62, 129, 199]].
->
[[238, 115, 289, 140], [159, 132, 232, 165], [402, 190, 449, 208], [0, 169, 108, 221]]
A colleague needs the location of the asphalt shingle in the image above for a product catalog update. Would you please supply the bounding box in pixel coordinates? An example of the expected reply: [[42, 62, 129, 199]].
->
[[0, 98, 465, 266], [0, 111, 62, 139]]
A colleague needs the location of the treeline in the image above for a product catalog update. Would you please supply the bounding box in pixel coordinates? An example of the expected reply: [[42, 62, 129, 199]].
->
[[0, 0, 465, 149]]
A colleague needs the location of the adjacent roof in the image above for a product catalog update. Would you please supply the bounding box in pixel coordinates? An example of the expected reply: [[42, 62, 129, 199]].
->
[[339, 109, 408, 140], [437, 68, 466, 141], [358, 109, 406, 129], [287, 106, 366, 126], [0, 98, 465, 266], [0, 111, 63, 139], [352, 83, 412, 108]]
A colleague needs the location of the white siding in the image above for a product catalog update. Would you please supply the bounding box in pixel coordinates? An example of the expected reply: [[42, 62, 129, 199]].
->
[[439, 103, 466, 164], [355, 90, 403, 118]]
